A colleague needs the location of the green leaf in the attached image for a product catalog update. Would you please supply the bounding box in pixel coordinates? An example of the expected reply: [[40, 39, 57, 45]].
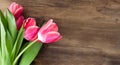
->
[[0, 17, 6, 63], [0, 50, 1, 65], [0, 16, 1, 52], [0, 10, 14, 63], [0, 18, 11, 65], [6, 30, 13, 55], [0, 10, 7, 29], [0, 17, 2, 63], [6, 9, 17, 41], [19, 42, 42, 65], [11, 26, 24, 61]]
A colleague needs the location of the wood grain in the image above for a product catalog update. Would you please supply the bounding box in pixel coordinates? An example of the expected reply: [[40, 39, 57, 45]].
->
[[1, 0, 120, 65]]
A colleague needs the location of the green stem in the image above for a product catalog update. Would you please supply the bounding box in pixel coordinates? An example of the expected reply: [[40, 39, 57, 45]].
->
[[12, 39, 38, 65]]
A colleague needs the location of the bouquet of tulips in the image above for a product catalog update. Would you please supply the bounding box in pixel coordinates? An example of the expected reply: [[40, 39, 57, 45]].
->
[[0, 2, 62, 65]]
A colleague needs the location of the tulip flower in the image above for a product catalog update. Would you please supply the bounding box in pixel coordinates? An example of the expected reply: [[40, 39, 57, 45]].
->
[[24, 18, 36, 30], [38, 19, 62, 43], [9, 2, 24, 30], [16, 16, 24, 30], [24, 18, 38, 41], [9, 2, 23, 19]]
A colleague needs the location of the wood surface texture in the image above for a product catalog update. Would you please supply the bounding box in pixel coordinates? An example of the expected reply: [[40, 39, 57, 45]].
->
[[1, 0, 120, 65]]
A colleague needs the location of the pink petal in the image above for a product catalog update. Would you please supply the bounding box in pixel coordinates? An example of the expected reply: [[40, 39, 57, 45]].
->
[[13, 3, 18, 14], [38, 31, 62, 43], [45, 32, 62, 43], [47, 23, 58, 32], [24, 18, 36, 30], [9, 2, 16, 14], [42, 19, 53, 29], [24, 26, 39, 41], [16, 16, 24, 30], [40, 19, 58, 34], [14, 7, 23, 19]]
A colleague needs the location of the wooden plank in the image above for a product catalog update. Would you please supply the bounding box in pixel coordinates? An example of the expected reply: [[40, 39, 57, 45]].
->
[[1, 0, 120, 65]]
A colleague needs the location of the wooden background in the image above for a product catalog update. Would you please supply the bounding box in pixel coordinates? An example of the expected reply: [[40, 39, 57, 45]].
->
[[1, 0, 120, 65]]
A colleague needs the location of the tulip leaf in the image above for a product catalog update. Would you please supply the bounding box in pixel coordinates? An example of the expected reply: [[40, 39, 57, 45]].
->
[[0, 16, 2, 64], [0, 10, 13, 55], [0, 18, 11, 65], [0, 10, 7, 29], [0, 16, 6, 63], [0, 51, 1, 65], [6, 9, 17, 42], [19, 42, 42, 65], [0, 10, 14, 62], [0, 16, 1, 52], [6, 30, 13, 55], [15, 26, 24, 56], [11, 26, 24, 61]]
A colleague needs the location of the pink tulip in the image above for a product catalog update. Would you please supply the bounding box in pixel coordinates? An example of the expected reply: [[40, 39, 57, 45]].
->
[[24, 18, 38, 41], [38, 19, 62, 43], [24, 26, 39, 41], [9, 2, 23, 19], [24, 18, 36, 30], [9, 2, 24, 30], [16, 16, 24, 30]]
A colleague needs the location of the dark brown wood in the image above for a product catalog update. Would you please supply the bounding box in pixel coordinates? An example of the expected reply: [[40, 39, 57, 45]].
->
[[1, 0, 120, 65]]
